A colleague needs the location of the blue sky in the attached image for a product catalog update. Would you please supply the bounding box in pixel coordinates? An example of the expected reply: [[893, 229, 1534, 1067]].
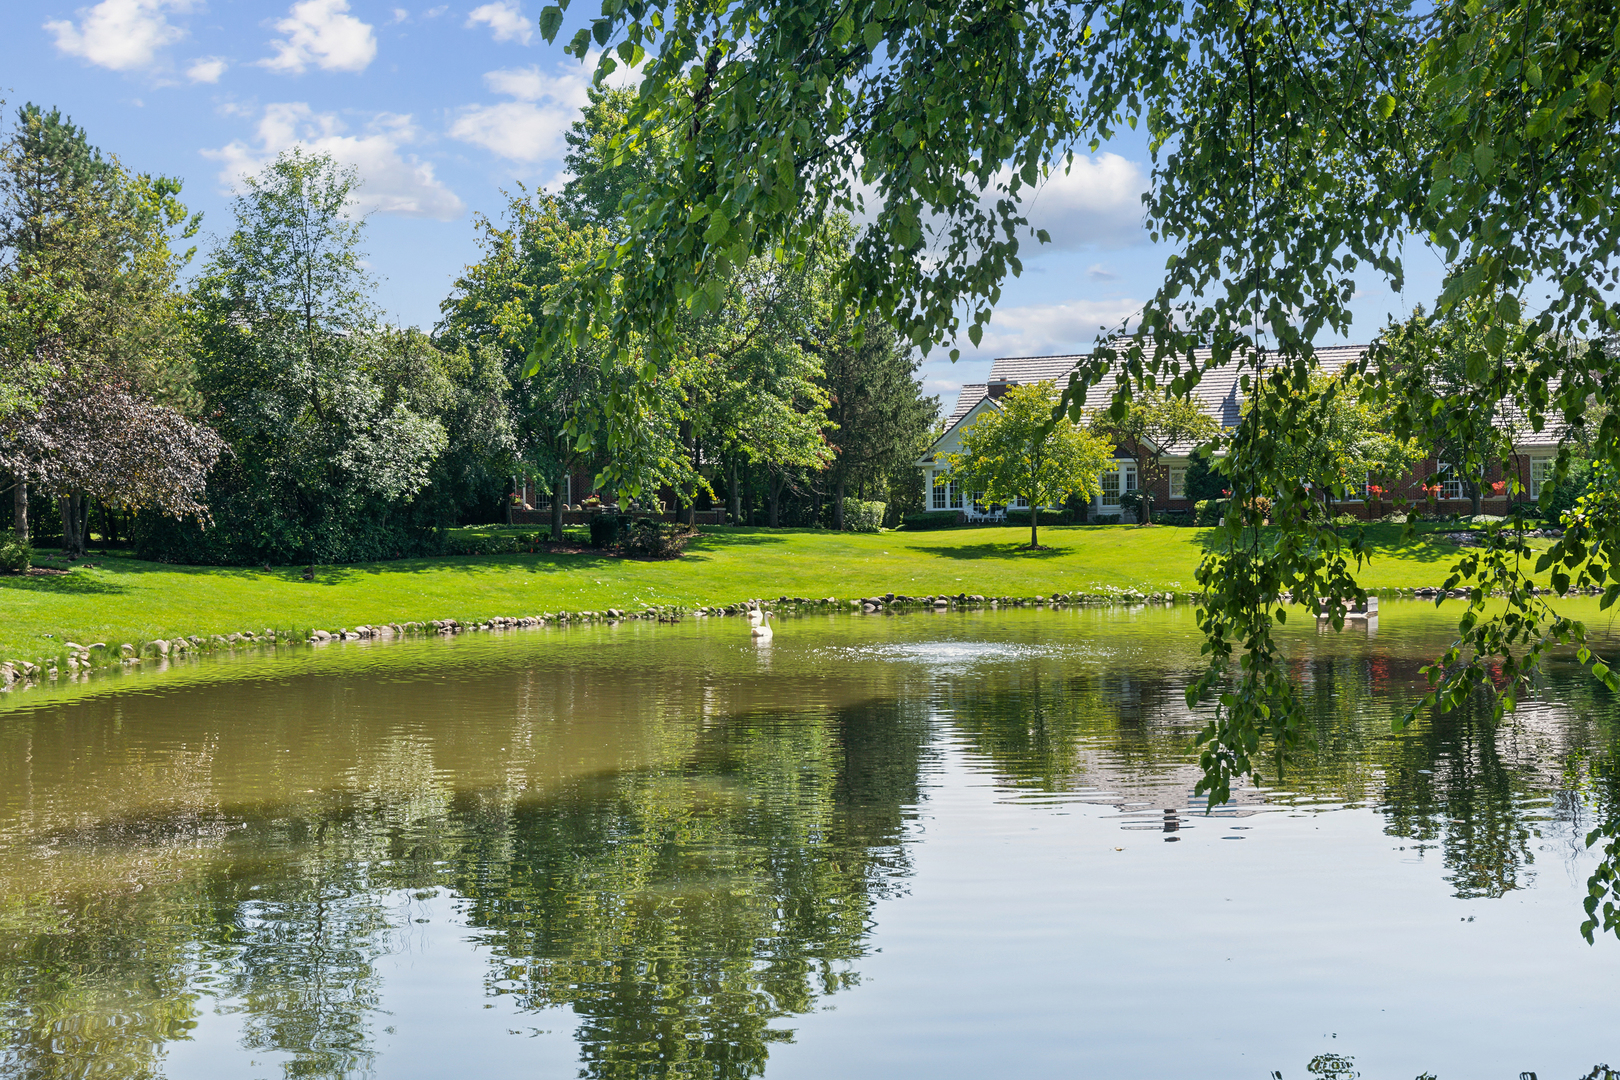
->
[[7, 0, 1442, 409]]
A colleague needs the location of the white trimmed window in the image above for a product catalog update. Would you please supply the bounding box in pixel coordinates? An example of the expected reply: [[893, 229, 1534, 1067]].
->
[[949, 483, 964, 509], [1438, 463, 1464, 501], [1101, 468, 1121, 507], [1530, 457, 1555, 498], [931, 470, 947, 510], [1168, 465, 1188, 500]]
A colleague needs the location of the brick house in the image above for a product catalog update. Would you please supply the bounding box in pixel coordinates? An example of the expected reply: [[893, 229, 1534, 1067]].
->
[[918, 347, 1564, 523]]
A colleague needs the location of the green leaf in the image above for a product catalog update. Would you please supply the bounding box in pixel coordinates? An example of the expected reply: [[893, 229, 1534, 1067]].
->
[[1377, 93, 1396, 119], [968, 323, 982, 347], [539, 4, 564, 41], [863, 22, 882, 50]]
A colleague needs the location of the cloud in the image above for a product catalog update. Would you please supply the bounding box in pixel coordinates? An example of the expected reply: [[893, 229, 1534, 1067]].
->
[[45, 0, 192, 71], [204, 103, 464, 219], [957, 297, 1144, 362], [389, 7, 409, 23], [1086, 263, 1117, 282], [986, 153, 1149, 252], [448, 59, 596, 162], [466, 0, 531, 44], [186, 55, 227, 82], [260, 0, 376, 74]]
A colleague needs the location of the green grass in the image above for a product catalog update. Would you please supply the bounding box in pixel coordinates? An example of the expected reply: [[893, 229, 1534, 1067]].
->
[[0, 522, 1547, 662]]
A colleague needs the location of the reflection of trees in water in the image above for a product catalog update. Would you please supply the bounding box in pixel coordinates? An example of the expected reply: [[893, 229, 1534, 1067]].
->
[[0, 699, 930, 1080], [433, 699, 929, 1079], [939, 647, 1620, 902]]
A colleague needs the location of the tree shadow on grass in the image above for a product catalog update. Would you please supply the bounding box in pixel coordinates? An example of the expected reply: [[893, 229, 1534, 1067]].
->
[[924, 542, 1073, 561], [1188, 524, 1481, 566], [0, 571, 133, 597]]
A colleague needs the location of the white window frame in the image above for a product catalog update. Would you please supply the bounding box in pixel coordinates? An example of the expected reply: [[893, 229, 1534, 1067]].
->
[[931, 469, 948, 510], [1530, 457, 1555, 499], [1438, 463, 1464, 501], [1168, 465, 1188, 501], [949, 482, 963, 509], [1100, 468, 1121, 508]]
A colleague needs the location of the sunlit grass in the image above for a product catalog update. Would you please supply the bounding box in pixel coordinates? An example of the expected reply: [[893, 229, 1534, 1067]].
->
[[0, 522, 1543, 661]]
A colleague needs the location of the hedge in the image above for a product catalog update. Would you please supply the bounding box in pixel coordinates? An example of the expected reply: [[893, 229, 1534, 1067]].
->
[[1005, 508, 1075, 527], [842, 498, 886, 533], [902, 511, 964, 529]]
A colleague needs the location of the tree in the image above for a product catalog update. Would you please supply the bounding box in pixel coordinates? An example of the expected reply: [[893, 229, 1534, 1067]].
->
[[0, 103, 211, 550], [1239, 371, 1423, 517], [816, 318, 938, 529], [192, 150, 445, 568], [944, 382, 1114, 548], [1087, 391, 1218, 523], [559, 85, 656, 230]]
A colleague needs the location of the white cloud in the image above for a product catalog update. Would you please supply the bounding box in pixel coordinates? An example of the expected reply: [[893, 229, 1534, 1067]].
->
[[204, 103, 464, 220], [959, 297, 1143, 363], [448, 59, 597, 162], [186, 55, 227, 83], [1087, 263, 1116, 282], [260, 0, 376, 74], [45, 0, 192, 71], [1001, 153, 1149, 252], [466, 0, 531, 44], [389, 7, 409, 23]]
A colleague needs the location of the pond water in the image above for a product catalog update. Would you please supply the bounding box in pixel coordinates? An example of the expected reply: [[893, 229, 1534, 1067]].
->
[[2, 604, 1619, 1079]]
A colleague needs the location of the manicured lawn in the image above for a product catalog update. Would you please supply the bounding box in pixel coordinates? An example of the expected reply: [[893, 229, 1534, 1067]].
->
[[0, 522, 1544, 662]]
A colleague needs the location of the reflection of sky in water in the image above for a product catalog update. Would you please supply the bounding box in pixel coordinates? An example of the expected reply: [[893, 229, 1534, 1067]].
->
[[1, 606, 1618, 1079]]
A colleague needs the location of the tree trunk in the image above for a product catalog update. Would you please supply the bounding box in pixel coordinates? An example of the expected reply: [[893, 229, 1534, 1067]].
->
[[728, 457, 741, 524], [1469, 481, 1482, 517], [507, 474, 517, 525], [833, 477, 846, 531], [768, 470, 782, 528], [1031, 502, 1040, 548], [13, 477, 27, 543], [59, 494, 86, 555], [551, 473, 566, 542]]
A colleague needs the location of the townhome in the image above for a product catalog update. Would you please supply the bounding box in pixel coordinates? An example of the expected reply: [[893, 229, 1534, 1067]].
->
[[918, 347, 1564, 523]]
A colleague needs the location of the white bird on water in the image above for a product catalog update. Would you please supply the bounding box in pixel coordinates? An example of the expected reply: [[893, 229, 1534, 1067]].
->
[[750, 610, 773, 640]]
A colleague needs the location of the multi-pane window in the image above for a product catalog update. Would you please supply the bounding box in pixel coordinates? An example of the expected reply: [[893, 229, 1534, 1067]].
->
[[931, 471, 947, 510], [1100, 468, 1121, 507], [971, 491, 987, 512], [1168, 465, 1187, 500], [1438, 464, 1464, 501], [949, 483, 964, 509], [1013, 495, 1029, 508], [1531, 457, 1555, 498]]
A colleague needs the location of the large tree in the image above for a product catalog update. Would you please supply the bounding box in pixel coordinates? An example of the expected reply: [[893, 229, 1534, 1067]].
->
[[944, 381, 1113, 548], [816, 318, 938, 529], [191, 150, 445, 569]]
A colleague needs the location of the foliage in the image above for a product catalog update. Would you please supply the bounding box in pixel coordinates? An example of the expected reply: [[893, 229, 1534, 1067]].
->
[[1183, 454, 1226, 503], [620, 518, 693, 557], [944, 382, 1114, 547], [0, 527, 31, 571], [589, 512, 624, 548], [902, 511, 962, 530], [187, 150, 447, 566], [1088, 391, 1218, 520], [816, 314, 938, 527], [1005, 508, 1075, 527], [1194, 499, 1227, 527], [840, 497, 884, 533]]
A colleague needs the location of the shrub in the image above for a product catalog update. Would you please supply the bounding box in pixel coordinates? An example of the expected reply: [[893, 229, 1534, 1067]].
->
[[1194, 498, 1227, 526], [589, 514, 625, 549], [902, 511, 963, 530], [1094, 514, 1122, 525], [0, 529, 33, 572], [444, 530, 549, 556], [622, 519, 692, 557], [842, 498, 885, 533], [1005, 508, 1074, 526]]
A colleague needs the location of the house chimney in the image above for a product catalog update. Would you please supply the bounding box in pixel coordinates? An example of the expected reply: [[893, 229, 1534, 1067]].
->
[[987, 378, 1015, 400]]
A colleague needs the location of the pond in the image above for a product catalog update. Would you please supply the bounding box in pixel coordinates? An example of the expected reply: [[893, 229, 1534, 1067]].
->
[[2, 604, 1618, 1079]]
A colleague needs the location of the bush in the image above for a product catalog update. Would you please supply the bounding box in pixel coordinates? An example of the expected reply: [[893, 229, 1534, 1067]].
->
[[445, 530, 548, 555], [1005, 508, 1074, 527], [903, 511, 963, 529], [1194, 498, 1227, 526], [0, 529, 33, 572], [842, 498, 885, 533], [1093, 514, 1122, 525], [589, 514, 625, 549], [622, 519, 692, 557]]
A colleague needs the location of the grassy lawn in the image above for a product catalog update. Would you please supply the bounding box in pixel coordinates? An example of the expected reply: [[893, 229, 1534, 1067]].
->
[[0, 522, 1546, 662]]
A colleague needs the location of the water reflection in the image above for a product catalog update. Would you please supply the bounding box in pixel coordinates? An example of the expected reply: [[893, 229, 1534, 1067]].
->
[[0, 608, 1617, 1077]]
